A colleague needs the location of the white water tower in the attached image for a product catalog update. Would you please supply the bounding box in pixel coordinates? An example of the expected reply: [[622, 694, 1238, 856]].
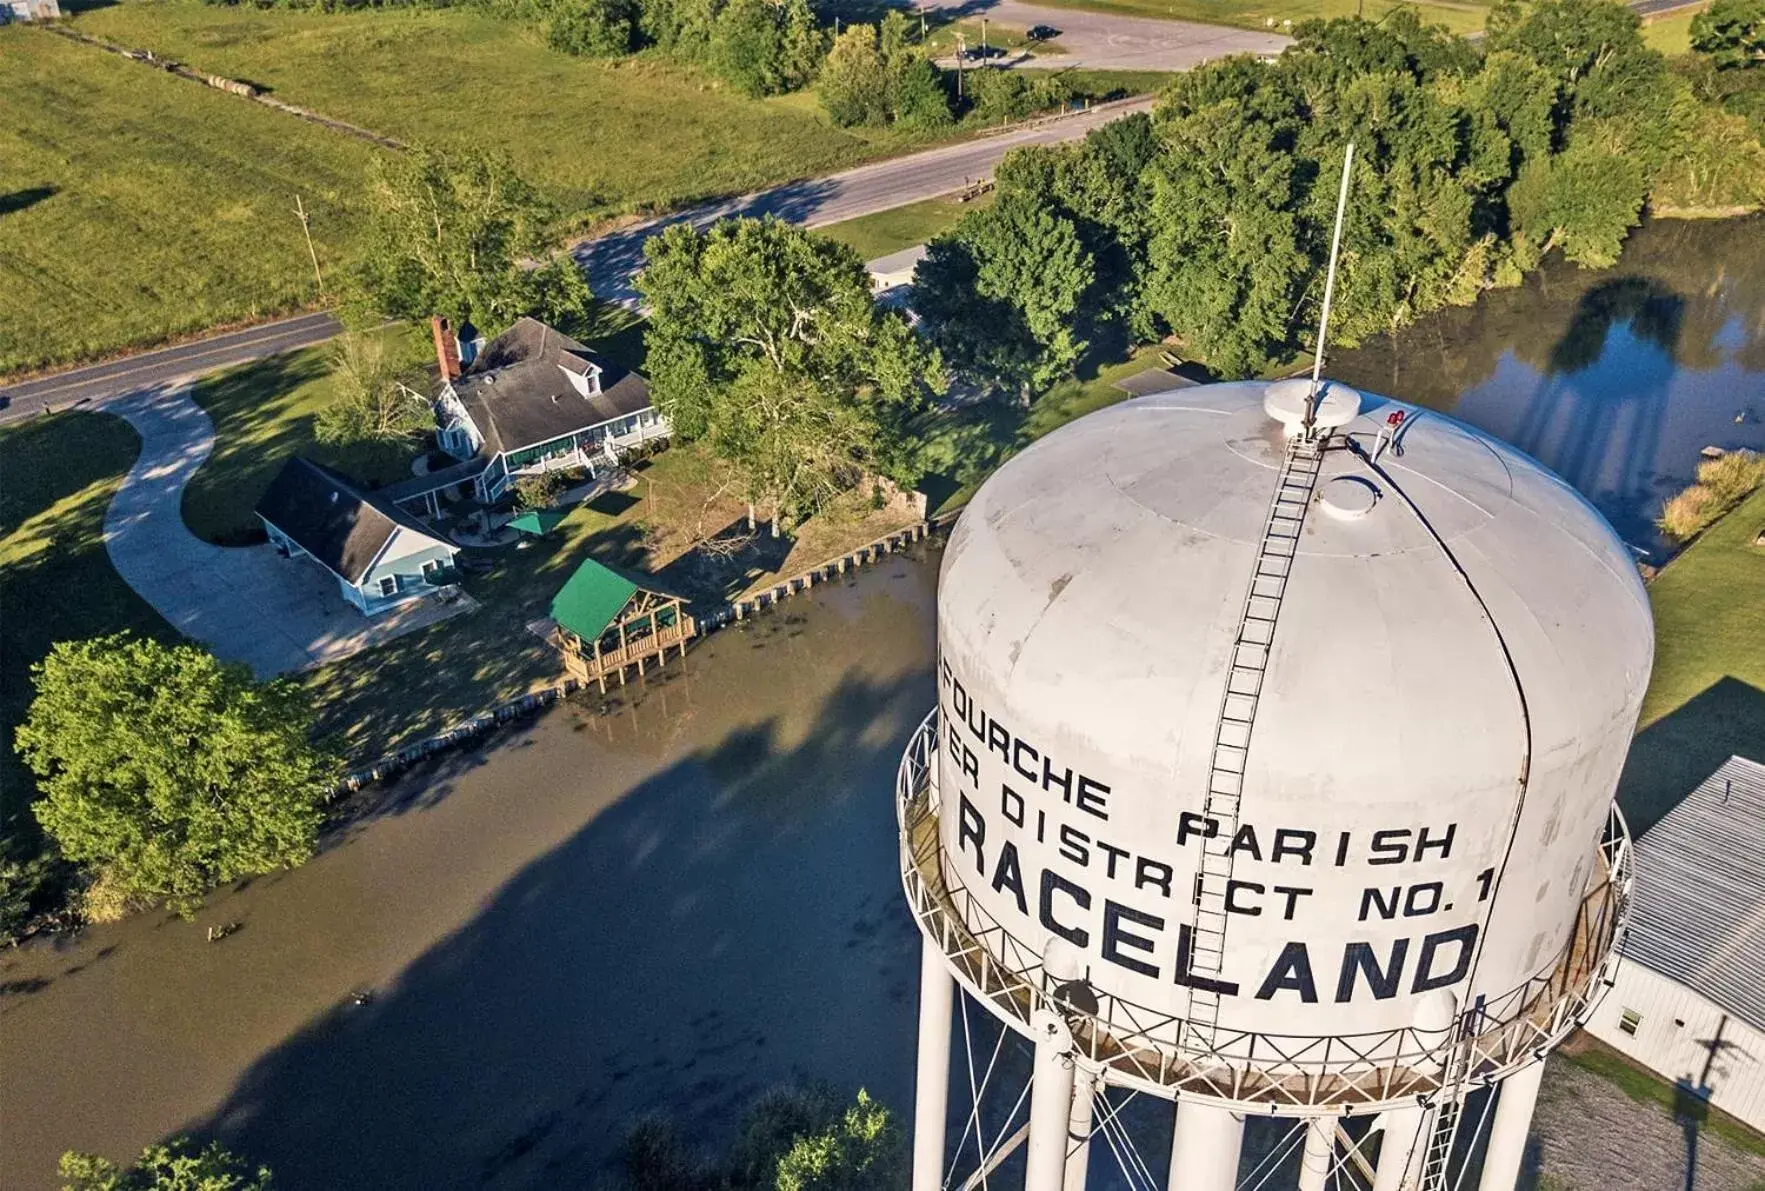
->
[[897, 379, 1651, 1191]]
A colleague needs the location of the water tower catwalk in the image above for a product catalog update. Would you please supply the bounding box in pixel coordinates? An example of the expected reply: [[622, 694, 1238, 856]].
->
[[896, 379, 1652, 1191]]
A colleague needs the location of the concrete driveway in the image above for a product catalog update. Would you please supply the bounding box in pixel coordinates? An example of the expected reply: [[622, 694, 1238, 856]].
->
[[99, 386, 469, 678]]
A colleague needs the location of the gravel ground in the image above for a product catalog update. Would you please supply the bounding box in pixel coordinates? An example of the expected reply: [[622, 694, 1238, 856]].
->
[[1529, 1058, 1765, 1191]]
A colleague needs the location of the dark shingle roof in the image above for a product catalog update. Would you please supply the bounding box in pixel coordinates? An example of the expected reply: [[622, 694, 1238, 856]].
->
[[452, 317, 652, 457], [256, 457, 451, 584], [1625, 755, 1765, 1032]]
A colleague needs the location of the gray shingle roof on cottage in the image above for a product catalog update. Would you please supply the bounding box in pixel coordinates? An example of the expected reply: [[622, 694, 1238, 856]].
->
[[1624, 755, 1765, 1033], [256, 457, 450, 584], [452, 317, 652, 458]]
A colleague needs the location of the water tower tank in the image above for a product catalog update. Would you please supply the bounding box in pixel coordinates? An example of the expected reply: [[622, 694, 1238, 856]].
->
[[898, 379, 1650, 1191]]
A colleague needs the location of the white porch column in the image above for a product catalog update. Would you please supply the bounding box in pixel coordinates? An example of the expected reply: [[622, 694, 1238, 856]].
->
[[911, 936, 955, 1191], [1167, 1101, 1244, 1191], [1298, 1114, 1339, 1191], [1477, 1061, 1545, 1191], [1064, 1070, 1098, 1191], [1025, 1010, 1078, 1191], [1372, 1104, 1429, 1191]]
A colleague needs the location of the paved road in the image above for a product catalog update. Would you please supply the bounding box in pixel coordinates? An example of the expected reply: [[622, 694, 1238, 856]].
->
[[575, 95, 1154, 303], [0, 311, 341, 426], [0, 100, 1151, 419], [925, 0, 1289, 70]]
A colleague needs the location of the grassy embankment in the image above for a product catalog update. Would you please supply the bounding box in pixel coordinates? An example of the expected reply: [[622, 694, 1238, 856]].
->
[[818, 191, 995, 259], [0, 415, 176, 886], [1617, 483, 1765, 832], [1641, 3, 1705, 56], [2, 1, 1168, 376]]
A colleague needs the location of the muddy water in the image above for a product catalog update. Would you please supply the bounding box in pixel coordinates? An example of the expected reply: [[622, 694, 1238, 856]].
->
[[0, 556, 941, 1189], [1328, 215, 1765, 559]]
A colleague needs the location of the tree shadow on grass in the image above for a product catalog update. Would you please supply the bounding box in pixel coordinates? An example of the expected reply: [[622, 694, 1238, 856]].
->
[[0, 186, 57, 219], [1616, 676, 1765, 836], [175, 667, 934, 1189]]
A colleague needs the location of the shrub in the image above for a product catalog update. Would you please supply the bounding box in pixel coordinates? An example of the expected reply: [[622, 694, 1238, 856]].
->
[[513, 470, 567, 509], [1657, 451, 1765, 540], [548, 0, 638, 56]]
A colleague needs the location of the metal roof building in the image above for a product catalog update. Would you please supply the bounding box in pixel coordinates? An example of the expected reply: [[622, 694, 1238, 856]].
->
[[1587, 755, 1765, 1131]]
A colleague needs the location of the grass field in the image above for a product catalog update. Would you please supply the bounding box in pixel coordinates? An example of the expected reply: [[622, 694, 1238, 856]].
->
[[0, 412, 176, 896], [181, 328, 431, 545], [1641, 4, 1704, 55], [818, 191, 994, 259], [1618, 484, 1765, 831], [0, 25, 386, 375], [63, 2, 977, 227]]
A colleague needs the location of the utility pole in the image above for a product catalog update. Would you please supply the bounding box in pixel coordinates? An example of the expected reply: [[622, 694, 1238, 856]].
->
[[293, 194, 323, 296], [955, 32, 965, 99], [920, 9, 926, 40], [981, 16, 987, 51]]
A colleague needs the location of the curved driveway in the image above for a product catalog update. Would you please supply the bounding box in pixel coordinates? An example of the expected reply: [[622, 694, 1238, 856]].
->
[[98, 387, 466, 678]]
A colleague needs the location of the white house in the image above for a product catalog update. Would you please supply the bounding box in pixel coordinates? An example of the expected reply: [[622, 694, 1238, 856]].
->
[[0, 0, 60, 22], [432, 317, 667, 503], [256, 457, 460, 616], [1585, 755, 1765, 1132]]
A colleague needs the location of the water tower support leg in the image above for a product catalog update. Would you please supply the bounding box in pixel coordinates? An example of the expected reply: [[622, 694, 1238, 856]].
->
[[1025, 1011, 1077, 1191], [1372, 1105, 1428, 1191], [911, 936, 954, 1191], [1064, 1071, 1097, 1191], [1167, 1101, 1244, 1191], [1297, 1114, 1339, 1191], [1477, 1061, 1545, 1191]]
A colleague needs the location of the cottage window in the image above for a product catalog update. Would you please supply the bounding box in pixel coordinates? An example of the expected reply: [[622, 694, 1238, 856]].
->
[[379, 576, 398, 597], [1618, 1009, 1642, 1036], [422, 559, 444, 584]]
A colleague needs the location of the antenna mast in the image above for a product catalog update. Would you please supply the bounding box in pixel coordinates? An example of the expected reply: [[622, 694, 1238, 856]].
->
[[1304, 141, 1355, 437]]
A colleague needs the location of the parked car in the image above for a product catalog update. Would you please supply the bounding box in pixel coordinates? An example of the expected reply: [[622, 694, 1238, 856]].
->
[[960, 43, 1005, 60], [1027, 23, 1060, 40]]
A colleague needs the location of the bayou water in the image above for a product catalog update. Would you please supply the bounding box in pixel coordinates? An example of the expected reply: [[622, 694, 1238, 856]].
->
[[4, 216, 1763, 1190]]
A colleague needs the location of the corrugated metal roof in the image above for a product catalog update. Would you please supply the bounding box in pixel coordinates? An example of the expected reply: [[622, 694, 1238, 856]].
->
[[1625, 755, 1765, 1032]]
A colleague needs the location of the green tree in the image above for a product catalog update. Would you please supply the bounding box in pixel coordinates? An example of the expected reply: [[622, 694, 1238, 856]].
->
[[914, 186, 1095, 392], [17, 636, 338, 919], [60, 1139, 271, 1191], [818, 25, 892, 126], [1691, 0, 1765, 69], [772, 1090, 902, 1191], [547, 0, 638, 56], [314, 332, 431, 446], [639, 217, 943, 531], [357, 149, 591, 333], [891, 58, 954, 128], [710, 0, 823, 97], [1509, 141, 1647, 267]]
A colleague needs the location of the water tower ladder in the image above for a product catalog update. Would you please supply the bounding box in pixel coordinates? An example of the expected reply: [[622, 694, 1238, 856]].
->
[[1186, 440, 1325, 1044], [1417, 1038, 1474, 1191]]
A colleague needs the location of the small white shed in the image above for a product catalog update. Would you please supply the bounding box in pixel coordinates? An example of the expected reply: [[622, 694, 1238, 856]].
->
[[1586, 755, 1765, 1132]]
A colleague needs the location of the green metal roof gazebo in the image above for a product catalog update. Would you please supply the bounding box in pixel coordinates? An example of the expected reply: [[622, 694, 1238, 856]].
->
[[509, 508, 569, 537], [548, 558, 697, 691]]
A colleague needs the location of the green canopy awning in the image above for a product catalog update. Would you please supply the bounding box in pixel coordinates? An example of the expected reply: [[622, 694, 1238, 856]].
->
[[509, 509, 568, 537], [550, 559, 638, 642]]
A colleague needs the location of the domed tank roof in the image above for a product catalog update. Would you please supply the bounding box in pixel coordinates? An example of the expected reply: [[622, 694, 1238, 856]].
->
[[931, 380, 1651, 1046]]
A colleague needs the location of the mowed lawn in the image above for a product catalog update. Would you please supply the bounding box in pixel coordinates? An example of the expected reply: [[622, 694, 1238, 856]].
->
[[1641, 4, 1703, 56], [0, 413, 175, 847], [1617, 485, 1765, 832], [0, 27, 386, 375], [181, 329, 430, 545], [65, 2, 967, 227]]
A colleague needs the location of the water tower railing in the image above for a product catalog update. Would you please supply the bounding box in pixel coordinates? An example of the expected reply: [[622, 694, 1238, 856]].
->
[[896, 709, 1634, 1111]]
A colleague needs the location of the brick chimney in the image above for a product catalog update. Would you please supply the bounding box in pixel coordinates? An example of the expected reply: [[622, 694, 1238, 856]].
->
[[431, 315, 461, 382]]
